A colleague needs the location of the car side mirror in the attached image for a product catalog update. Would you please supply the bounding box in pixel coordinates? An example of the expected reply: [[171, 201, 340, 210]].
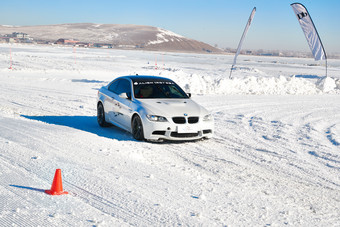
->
[[187, 93, 191, 98], [119, 92, 131, 100]]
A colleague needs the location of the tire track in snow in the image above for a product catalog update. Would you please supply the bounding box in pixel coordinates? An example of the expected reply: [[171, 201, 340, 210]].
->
[[326, 124, 340, 146], [66, 182, 157, 226], [226, 115, 340, 189], [157, 137, 340, 225], [0, 148, 177, 226], [0, 118, 185, 226], [162, 107, 340, 194], [0, 156, 78, 227], [205, 95, 340, 185]]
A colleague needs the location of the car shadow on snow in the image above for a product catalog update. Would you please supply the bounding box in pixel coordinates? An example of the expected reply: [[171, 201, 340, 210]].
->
[[21, 115, 134, 141]]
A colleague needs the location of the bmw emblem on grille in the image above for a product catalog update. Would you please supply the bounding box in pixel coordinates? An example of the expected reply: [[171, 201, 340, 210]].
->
[[184, 113, 188, 116]]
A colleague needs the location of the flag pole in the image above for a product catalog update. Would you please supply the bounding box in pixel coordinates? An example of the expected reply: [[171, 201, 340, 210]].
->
[[325, 58, 328, 77], [229, 64, 234, 79], [229, 7, 256, 79]]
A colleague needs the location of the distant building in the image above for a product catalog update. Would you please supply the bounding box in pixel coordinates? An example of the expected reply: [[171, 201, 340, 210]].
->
[[5, 32, 30, 39], [12, 32, 29, 39], [75, 42, 92, 48], [0, 32, 33, 43], [55, 38, 80, 45]]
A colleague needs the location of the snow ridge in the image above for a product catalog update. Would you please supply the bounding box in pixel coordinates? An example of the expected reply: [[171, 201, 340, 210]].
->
[[166, 71, 340, 95]]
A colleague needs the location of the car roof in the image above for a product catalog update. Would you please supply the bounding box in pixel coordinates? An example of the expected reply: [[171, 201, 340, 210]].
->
[[120, 75, 173, 82]]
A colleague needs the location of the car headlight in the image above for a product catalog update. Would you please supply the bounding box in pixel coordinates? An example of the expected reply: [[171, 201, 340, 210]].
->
[[203, 114, 213, 121], [146, 115, 168, 122]]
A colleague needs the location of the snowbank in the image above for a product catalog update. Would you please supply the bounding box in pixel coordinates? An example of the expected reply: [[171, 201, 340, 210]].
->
[[163, 69, 340, 95]]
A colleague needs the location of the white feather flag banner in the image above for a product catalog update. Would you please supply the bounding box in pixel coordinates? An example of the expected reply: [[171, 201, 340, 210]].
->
[[291, 3, 326, 61], [229, 7, 256, 78]]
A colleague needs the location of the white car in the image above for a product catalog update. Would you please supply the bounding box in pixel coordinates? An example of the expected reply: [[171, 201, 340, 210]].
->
[[97, 75, 214, 141]]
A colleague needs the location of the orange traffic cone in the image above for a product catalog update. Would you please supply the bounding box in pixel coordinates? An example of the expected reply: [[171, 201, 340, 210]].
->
[[45, 169, 68, 195]]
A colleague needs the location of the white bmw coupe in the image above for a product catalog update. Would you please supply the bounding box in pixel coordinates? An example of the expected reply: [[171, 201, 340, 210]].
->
[[97, 75, 214, 141]]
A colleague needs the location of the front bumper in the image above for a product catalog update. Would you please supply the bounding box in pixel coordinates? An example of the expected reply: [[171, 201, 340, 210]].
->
[[141, 116, 214, 141]]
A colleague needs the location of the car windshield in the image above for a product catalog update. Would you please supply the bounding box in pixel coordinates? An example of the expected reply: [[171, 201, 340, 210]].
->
[[133, 80, 188, 99]]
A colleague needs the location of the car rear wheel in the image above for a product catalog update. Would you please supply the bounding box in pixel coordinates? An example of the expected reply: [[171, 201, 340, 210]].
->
[[97, 102, 109, 127], [132, 115, 144, 141]]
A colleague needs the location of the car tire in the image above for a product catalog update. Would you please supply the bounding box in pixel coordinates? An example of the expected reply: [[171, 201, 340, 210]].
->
[[132, 115, 145, 141], [97, 102, 109, 127]]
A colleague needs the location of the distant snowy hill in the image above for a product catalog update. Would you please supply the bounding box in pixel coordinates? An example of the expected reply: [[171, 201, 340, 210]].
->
[[0, 23, 220, 53]]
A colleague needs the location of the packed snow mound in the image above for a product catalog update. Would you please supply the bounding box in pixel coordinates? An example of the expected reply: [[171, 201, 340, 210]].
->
[[316, 76, 337, 92], [164, 71, 340, 95]]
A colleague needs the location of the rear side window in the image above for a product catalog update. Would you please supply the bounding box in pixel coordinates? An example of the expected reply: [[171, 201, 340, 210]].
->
[[108, 79, 131, 95], [108, 80, 119, 93]]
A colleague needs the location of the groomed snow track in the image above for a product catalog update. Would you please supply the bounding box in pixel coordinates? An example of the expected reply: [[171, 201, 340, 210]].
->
[[0, 44, 339, 226]]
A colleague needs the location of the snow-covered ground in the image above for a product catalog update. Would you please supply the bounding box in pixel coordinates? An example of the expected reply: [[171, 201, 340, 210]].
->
[[0, 43, 339, 226]]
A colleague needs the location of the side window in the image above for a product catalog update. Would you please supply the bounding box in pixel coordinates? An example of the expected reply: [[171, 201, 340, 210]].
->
[[108, 79, 131, 96], [108, 80, 120, 93]]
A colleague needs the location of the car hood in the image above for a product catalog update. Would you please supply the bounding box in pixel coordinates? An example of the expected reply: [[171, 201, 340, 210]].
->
[[137, 99, 208, 117]]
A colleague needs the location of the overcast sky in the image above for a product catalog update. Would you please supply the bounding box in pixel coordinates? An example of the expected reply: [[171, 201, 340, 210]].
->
[[1, 0, 339, 52]]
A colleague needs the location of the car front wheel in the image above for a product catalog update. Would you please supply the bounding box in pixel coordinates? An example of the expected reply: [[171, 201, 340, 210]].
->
[[132, 115, 144, 141]]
